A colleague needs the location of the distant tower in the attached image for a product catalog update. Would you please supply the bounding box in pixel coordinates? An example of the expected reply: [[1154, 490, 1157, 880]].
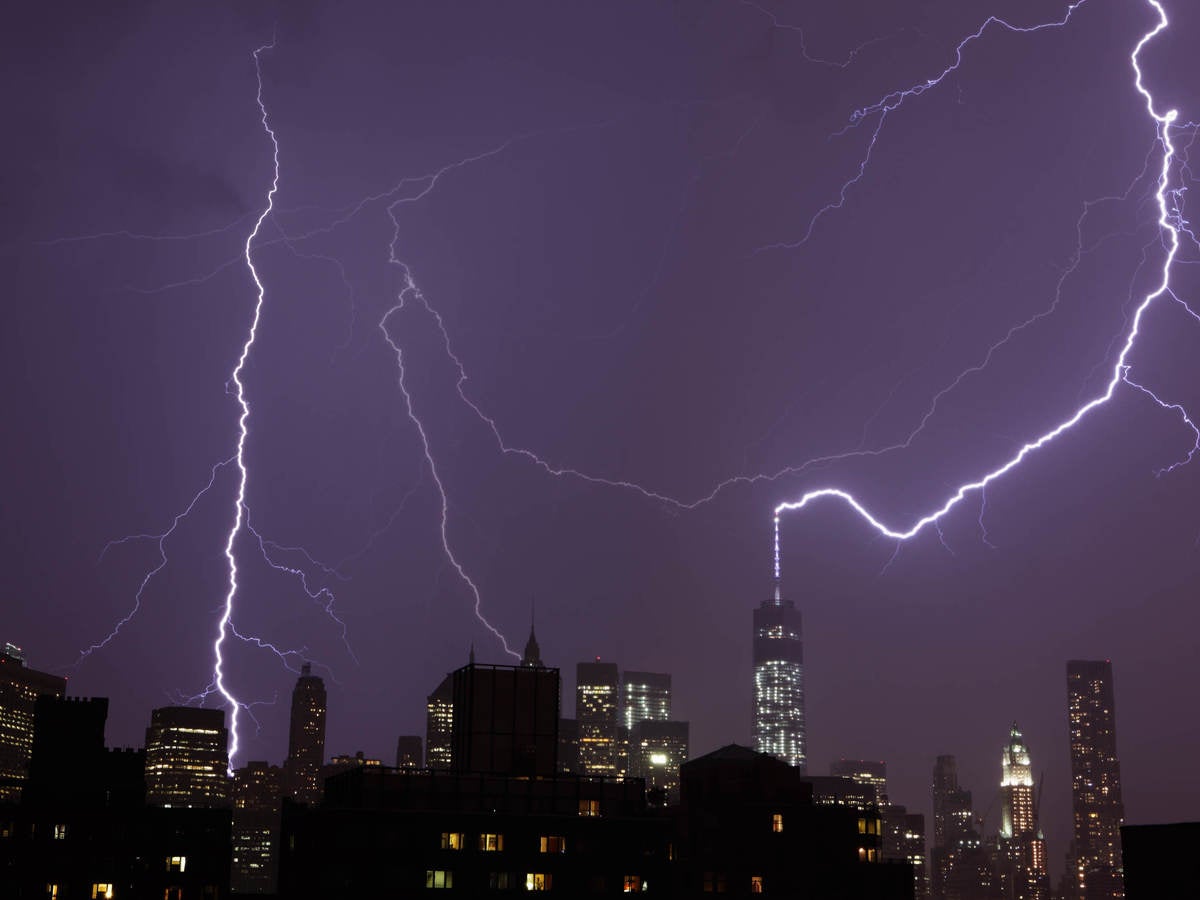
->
[[395, 735, 423, 769], [1066, 660, 1125, 900], [521, 607, 544, 669], [931, 754, 979, 900], [144, 706, 230, 807], [0, 643, 66, 802], [425, 673, 455, 769], [752, 575, 806, 771], [620, 671, 671, 731], [576, 660, 619, 776], [285, 663, 327, 804], [830, 759, 888, 805], [999, 723, 1049, 900]]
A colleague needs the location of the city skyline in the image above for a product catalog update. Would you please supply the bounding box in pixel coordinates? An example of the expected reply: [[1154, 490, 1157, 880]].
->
[[7, 0, 1200, 890]]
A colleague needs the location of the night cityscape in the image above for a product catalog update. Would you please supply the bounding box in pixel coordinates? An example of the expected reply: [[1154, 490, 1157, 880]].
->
[[4, 0, 1200, 897]]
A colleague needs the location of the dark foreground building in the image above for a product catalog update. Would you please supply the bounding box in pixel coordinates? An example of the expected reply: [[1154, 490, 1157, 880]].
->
[[0, 695, 230, 899], [1119, 822, 1200, 899]]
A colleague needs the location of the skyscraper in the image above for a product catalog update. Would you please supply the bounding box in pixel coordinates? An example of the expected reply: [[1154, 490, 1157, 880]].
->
[[285, 663, 326, 804], [931, 754, 980, 900], [0, 643, 66, 801], [620, 671, 671, 731], [752, 582, 806, 770], [451, 661, 560, 776], [830, 759, 888, 805], [998, 723, 1048, 900], [629, 719, 689, 804], [576, 660, 619, 776], [1066, 660, 1125, 900], [144, 706, 230, 808], [395, 735, 422, 769], [425, 673, 455, 769], [232, 760, 283, 894]]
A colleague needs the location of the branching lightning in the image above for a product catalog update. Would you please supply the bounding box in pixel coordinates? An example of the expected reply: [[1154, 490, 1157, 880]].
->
[[773, 0, 1195, 562]]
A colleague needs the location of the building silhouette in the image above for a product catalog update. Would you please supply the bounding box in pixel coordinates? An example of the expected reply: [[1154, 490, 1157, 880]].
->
[[882, 804, 928, 900], [1066, 660, 1125, 900], [451, 661, 560, 777], [620, 671, 671, 731], [285, 663, 326, 804], [0, 643, 65, 802], [395, 735, 423, 769], [931, 754, 992, 900], [753, 581, 806, 770], [144, 706, 230, 808], [831, 759, 888, 805], [232, 760, 283, 894], [997, 723, 1048, 900], [576, 660, 619, 776], [629, 719, 689, 805]]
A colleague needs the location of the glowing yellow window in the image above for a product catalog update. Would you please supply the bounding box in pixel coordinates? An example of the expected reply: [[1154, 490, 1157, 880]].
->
[[539, 835, 567, 853], [579, 798, 600, 817], [751, 875, 764, 893], [857, 817, 867, 834], [52, 824, 67, 840], [526, 872, 552, 891], [623, 874, 643, 892], [166, 856, 187, 872], [425, 869, 453, 889], [46, 886, 59, 900], [440, 832, 466, 850], [91, 887, 114, 900], [771, 813, 783, 833], [479, 832, 504, 851]]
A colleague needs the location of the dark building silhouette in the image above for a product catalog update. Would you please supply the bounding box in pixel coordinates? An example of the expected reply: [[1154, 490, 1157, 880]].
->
[[145, 706, 230, 808], [232, 759, 283, 894], [452, 662, 560, 777], [520, 620, 544, 669], [882, 804, 928, 900], [557, 717, 578, 774], [832, 759, 888, 804], [0, 643, 66, 802], [577, 660, 619, 776], [1119, 821, 1199, 899], [932, 755, 975, 900], [1066, 660, 1125, 900], [285, 663, 326, 805], [674, 744, 911, 897], [395, 734, 423, 769], [753, 582, 806, 770], [803, 774, 879, 810], [425, 672, 455, 770], [0, 694, 230, 899]]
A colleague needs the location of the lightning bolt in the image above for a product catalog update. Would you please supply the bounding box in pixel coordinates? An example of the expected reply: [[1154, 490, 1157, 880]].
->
[[774, 0, 1192, 562], [215, 39, 281, 771]]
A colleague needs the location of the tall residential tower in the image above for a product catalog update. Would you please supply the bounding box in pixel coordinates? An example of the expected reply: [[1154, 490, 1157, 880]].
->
[[1066, 660, 1124, 900], [285, 663, 326, 804]]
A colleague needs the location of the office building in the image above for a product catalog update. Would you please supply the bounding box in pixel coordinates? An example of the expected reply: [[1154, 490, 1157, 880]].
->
[[629, 718, 689, 804], [882, 804, 927, 900], [832, 759, 888, 805], [0, 643, 66, 801], [232, 760, 283, 894], [426, 672, 455, 770], [931, 754, 981, 900], [620, 671, 671, 731], [753, 582, 806, 770], [577, 660, 619, 776], [451, 661, 560, 776], [144, 706, 230, 808], [395, 734, 422, 769], [558, 717, 579, 774], [998, 723, 1048, 900], [1066, 660, 1125, 900], [285, 663, 326, 804]]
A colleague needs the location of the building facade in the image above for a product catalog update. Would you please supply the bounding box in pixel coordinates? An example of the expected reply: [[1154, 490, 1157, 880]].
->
[[576, 660, 619, 776], [426, 673, 455, 770], [285, 663, 326, 805], [620, 671, 671, 731], [451, 662, 560, 777], [832, 759, 888, 805], [232, 760, 283, 894], [396, 735, 423, 769], [998, 723, 1048, 900], [144, 706, 230, 808], [1066, 660, 1125, 900], [0, 643, 66, 802], [629, 719, 689, 805], [753, 583, 806, 770], [931, 754, 985, 900]]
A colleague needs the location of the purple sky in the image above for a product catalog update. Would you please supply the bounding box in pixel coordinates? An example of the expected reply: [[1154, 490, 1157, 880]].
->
[[5, 0, 1200, 881]]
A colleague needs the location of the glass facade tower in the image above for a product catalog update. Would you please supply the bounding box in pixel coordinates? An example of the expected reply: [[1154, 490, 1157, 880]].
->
[[752, 583, 806, 770]]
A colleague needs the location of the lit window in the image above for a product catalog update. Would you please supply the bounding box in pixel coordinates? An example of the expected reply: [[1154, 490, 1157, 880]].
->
[[858, 847, 867, 862], [539, 835, 567, 854], [480, 832, 504, 851], [46, 886, 59, 900], [869, 848, 879, 862], [526, 872, 551, 891], [578, 798, 600, 817], [624, 875, 643, 892], [166, 856, 187, 872], [92, 887, 114, 900], [751, 876, 764, 893], [771, 813, 783, 833], [649, 753, 668, 766], [165, 889, 183, 900], [52, 824, 67, 840], [425, 869, 453, 889], [440, 832, 466, 850]]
